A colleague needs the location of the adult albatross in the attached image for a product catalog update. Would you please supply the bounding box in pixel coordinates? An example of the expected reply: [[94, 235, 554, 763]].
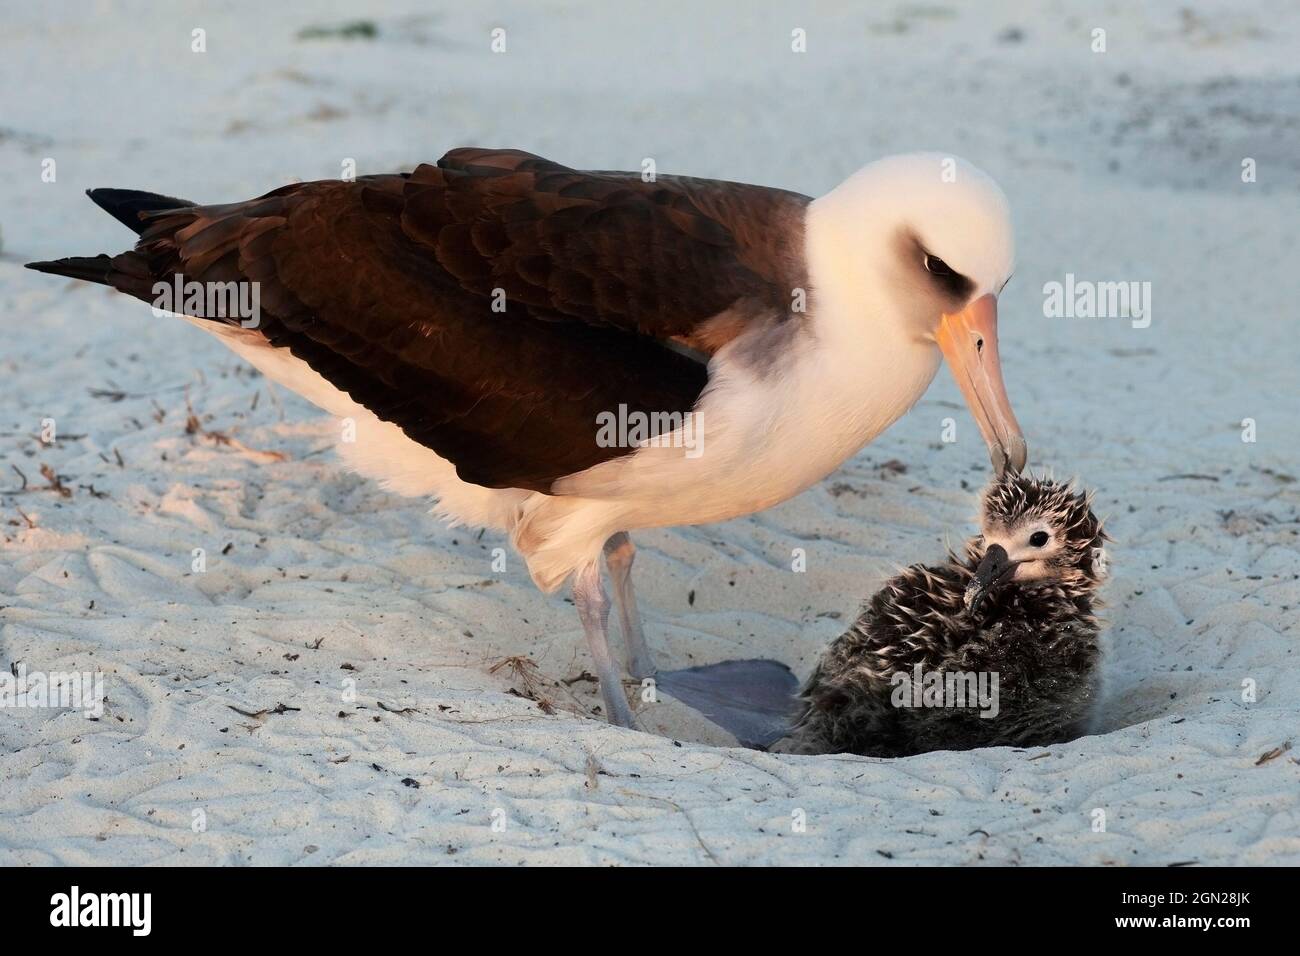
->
[[27, 148, 1026, 739]]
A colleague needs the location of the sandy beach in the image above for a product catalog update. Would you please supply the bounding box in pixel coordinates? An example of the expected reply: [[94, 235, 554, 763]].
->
[[1, 0, 1298, 865]]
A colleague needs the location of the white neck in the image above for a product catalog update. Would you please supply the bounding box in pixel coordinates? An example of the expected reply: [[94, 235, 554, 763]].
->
[[800, 199, 942, 453]]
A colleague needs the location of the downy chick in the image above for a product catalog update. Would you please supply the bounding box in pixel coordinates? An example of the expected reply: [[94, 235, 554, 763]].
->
[[788, 473, 1107, 757]]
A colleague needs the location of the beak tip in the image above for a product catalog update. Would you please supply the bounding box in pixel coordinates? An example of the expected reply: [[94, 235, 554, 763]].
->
[[991, 438, 1028, 477]]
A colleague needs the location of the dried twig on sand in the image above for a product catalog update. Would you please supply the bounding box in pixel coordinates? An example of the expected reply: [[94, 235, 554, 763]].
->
[[0, 463, 74, 498], [227, 701, 301, 718], [489, 655, 560, 714], [1256, 741, 1292, 766], [39, 464, 72, 498], [185, 399, 287, 462]]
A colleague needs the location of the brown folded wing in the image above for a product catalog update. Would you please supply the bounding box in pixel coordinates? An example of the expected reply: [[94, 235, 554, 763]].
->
[[124, 148, 810, 491]]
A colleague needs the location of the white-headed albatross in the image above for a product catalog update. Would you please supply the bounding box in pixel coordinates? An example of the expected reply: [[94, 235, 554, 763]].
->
[[27, 148, 1026, 743]]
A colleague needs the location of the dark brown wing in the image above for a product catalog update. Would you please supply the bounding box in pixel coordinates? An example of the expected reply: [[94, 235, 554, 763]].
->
[[29, 148, 809, 492]]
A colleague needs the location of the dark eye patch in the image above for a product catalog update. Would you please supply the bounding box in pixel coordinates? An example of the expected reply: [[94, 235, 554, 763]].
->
[[895, 228, 977, 304], [921, 249, 975, 300], [924, 254, 953, 276]]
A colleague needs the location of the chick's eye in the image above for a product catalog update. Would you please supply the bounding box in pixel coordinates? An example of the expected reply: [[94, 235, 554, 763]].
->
[[1029, 531, 1049, 547], [924, 254, 953, 277]]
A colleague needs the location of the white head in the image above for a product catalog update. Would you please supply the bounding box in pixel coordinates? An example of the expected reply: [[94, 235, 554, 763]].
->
[[807, 153, 1026, 474]]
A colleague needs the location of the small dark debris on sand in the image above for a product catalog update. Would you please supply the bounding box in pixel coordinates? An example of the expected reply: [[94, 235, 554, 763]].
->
[[377, 701, 420, 715], [297, 20, 378, 41]]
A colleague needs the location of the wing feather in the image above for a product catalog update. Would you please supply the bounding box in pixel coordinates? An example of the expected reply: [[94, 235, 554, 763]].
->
[[52, 149, 810, 491]]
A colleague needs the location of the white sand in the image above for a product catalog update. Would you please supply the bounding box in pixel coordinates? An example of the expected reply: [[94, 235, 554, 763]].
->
[[1, 0, 1298, 865]]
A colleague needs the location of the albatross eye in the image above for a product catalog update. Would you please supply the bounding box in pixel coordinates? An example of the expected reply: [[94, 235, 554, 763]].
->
[[1029, 531, 1049, 547], [924, 254, 953, 276]]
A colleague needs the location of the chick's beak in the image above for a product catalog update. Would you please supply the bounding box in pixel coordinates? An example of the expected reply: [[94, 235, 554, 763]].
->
[[937, 294, 1027, 476], [964, 543, 1016, 609]]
